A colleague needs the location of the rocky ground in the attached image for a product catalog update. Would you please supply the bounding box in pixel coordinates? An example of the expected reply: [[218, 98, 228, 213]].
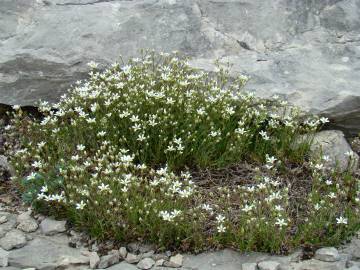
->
[[1, 203, 360, 270]]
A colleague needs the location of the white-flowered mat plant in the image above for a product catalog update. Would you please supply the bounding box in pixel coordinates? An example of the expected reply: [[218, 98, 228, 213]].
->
[[5, 51, 360, 253]]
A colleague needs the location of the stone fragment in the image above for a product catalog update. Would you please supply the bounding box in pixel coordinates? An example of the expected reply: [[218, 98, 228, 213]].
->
[[152, 253, 168, 261], [8, 234, 84, 269], [0, 155, 14, 179], [314, 247, 341, 262], [155, 259, 165, 267], [39, 218, 66, 235], [138, 243, 155, 254], [137, 257, 155, 270], [16, 214, 38, 233], [0, 216, 8, 224], [258, 260, 280, 270], [125, 253, 140, 264], [0, 247, 9, 267], [290, 258, 346, 270], [164, 254, 183, 268], [142, 250, 154, 258], [56, 255, 90, 269], [107, 261, 138, 270], [98, 252, 120, 269], [0, 230, 26, 251], [119, 247, 127, 259], [242, 262, 258, 270], [127, 242, 140, 253], [88, 252, 100, 269], [341, 238, 360, 260]]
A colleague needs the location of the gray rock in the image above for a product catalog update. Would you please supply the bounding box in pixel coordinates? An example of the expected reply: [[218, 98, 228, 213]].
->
[[0, 155, 14, 179], [127, 242, 141, 253], [55, 255, 90, 269], [0, 215, 8, 224], [242, 262, 258, 270], [303, 130, 359, 172], [1, 1, 360, 135], [257, 261, 280, 270], [182, 249, 274, 270], [138, 243, 156, 254], [119, 247, 127, 259], [137, 258, 155, 270], [152, 253, 168, 261], [289, 258, 346, 270], [0, 230, 26, 251], [314, 247, 341, 262], [165, 254, 183, 268], [39, 218, 66, 235], [0, 247, 9, 267], [155, 259, 165, 267], [16, 212, 38, 233], [8, 234, 84, 269], [107, 261, 138, 270], [142, 250, 155, 258], [0, 212, 17, 233], [88, 252, 100, 269], [97, 252, 120, 269], [125, 253, 140, 264], [341, 236, 360, 260]]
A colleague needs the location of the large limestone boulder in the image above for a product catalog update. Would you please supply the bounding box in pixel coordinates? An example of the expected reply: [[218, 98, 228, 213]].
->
[[1, 0, 360, 134]]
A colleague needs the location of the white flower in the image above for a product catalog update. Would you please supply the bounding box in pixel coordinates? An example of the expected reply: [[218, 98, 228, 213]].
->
[[322, 155, 330, 162], [27, 172, 37, 181], [37, 141, 46, 148], [314, 163, 324, 170], [201, 204, 213, 212], [137, 134, 146, 141], [40, 185, 48, 193], [210, 131, 220, 137], [32, 161, 43, 168], [217, 224, 226, 233], [242, 204, 254, 213], [196, 107, 206, 116], [98, 183, 110, 192], [275, 218, 288, 228], [266, 155, 277, 164], [86, 118, 96, 123], [259, 130, 270, 141], [12, 104, 20, 110], [314, 203, 321, 210], [235, 128, 246, 135], [87, 61, 98, 69], [77, 144, 85, 151], [319, 117, 329, 124], [130, 115, 140, 122], [345, 151, 354, 158], [71, 155, 80, 161], [325, 180, 332, 185], [97, 131, 106, 137], [159, 209, 182, 222], [90, 103, 98, 112], [336, 216, 348, 225], [216, 214, 225, 223], [76, 200, 86, 210]]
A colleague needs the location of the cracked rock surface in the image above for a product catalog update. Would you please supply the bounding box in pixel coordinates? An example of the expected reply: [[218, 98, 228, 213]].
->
[[0, 0, 360, 134]]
